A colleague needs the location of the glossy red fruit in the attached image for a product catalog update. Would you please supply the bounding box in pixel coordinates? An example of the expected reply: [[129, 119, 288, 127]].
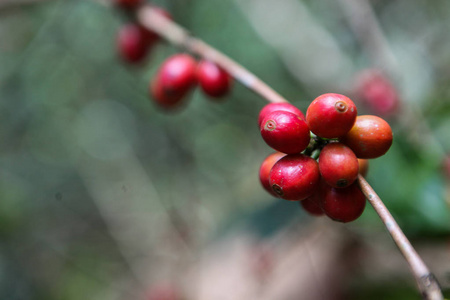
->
[[300, 194, 324, 216], [114, 0, 142, 10], [269, 154, 320, 201], [150, 76, 185, 110], [258, 103, 305, 127], [358, 158, 369, 177], [117, 23, 150, 64], [306, 93, 357, 138], [320, 182, 366, 223], [340, 115, 393, 159], [259, 152, 286, 196], [356, 69, 400, 117], [319, 142, 359, 188], [197, 60, 232, 98], [158, 54, 197, 98], [260, 111, 310, 154]]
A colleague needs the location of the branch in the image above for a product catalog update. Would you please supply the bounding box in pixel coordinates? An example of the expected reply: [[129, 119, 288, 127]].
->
[[133, 4, 443, 299], [136, 6, 288, 104], [357, 175, 443, 300]]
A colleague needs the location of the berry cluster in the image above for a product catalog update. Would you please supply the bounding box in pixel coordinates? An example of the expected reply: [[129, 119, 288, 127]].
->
[[150, 54, 232, 110], [258, 93, 393, 223]]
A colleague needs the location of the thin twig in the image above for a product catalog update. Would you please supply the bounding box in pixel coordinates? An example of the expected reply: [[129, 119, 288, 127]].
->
[[137, 4, 442, 299], [358, 175, 443, 300], [137, 6, 288, 104]]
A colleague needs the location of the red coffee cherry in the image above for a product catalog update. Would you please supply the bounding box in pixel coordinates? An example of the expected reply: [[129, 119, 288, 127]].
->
[[356, 69, 400, 117], [197, 60, 232, 98], [269, 154, 320, 201], [319, 142, 359, 188], [340, 115, 393, 159], [358, 158, 369, 177], [258, 103, 305, 127], [259, 152, 286, 196], [306, 93, 357, 138], [320, 182, 366, 223], [114, 0, 142, 10], [300, 193, 324, 216], [260, 111, 310, 154], [117, 23, 150, 64], [150, 76, 185, 110], [158, 54, 197, 97]]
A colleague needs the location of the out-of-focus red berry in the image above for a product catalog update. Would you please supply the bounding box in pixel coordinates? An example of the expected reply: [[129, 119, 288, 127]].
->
[[114, 0, 142, 10], [258, 103, 305, 127], [260, 111, 311, 154], [146, 283, 180, 300], [320, 182, 366, 223], [197, 60, 232, 98], [319, 142, 359, 188], [340, 115, 393, 159], [306, 93, 357, 138], [117, 23, 150, 64], [356, 69, 400, 117], [158, 53, 197, 97], [259, 152, 286, 196], [150, 76, 185, 110], [269, 154, 320, 201]]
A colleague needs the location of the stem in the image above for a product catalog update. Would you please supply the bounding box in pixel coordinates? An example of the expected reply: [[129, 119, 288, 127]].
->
[[357, 175, 443, 300], [133, 5, 443, 299], [137, 6, 288, 104]]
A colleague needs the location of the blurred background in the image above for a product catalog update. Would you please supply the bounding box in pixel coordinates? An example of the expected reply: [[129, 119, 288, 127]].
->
[[0, 0, 449, 299]]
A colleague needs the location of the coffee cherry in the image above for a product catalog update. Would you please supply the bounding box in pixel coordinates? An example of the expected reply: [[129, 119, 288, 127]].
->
[[197, 60, 232, 98], [356, 69, 400, 117], [114, 0, 142, 10], [300, 193, 324, 216], [340, 115, 393, 159], [260, 111, 310, 154], [259, 152, 286, 196], [150, 76, 185, 110], [258, 103, 305, 127], [306, 93, 357, 138], [320, 182, 366, 223], [269, 154, 320, 201], [358, 158, 369, 177], [117, 23, 150, 64], [319, 142, 359, 188], [157, 54, 197, 97]]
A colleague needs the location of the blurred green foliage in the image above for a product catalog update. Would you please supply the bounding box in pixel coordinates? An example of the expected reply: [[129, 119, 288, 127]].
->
[[0, 0, 449, 299]]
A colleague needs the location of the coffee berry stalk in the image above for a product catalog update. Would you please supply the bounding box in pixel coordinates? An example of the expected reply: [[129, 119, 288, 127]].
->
[[114, 4, 443, 299]]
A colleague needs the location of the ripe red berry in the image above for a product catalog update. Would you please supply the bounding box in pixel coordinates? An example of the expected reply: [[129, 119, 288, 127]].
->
[[319, 142, 359, 188], [356, 69, 400, 117], [269, 154, 320, 201], [114, 0, 142, 10], [117, 23, 150, 64], [157, 54, 197, 98], [320, 182, 366, 223], [300, 194, 324, 216], [258, 103, 305, 127], [197, 60, 232, 98], [150, 76, 185, 110], [340, 115, 393, 159], [358, 158, 369, 177], [259, 152, 286, 196], [260, 111, 310, 154], [306, 93, 357, 138]]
